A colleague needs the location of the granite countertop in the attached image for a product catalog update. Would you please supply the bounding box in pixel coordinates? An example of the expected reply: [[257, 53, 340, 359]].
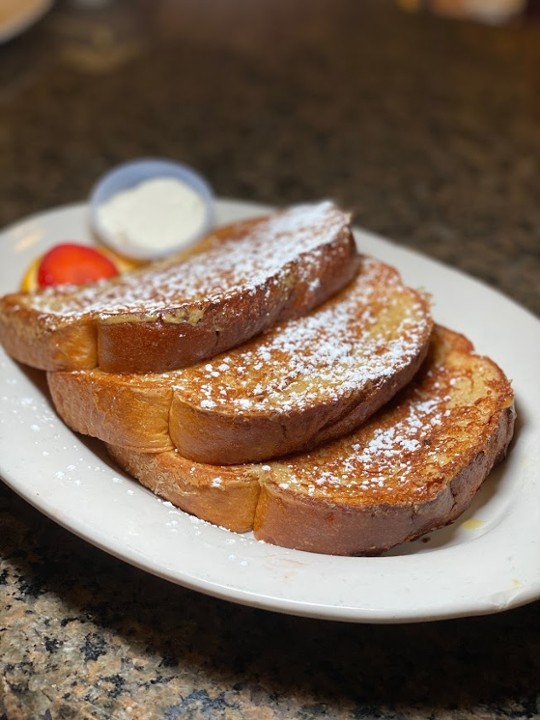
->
[[1, 1, 539, 718]]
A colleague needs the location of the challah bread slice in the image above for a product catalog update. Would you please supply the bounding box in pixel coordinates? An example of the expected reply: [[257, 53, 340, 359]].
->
[[0, 200, 359, 374], [106, 326, 515, 555], [47, 256, 433, 464]]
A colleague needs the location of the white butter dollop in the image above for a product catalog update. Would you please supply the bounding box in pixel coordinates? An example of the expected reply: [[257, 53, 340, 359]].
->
[[98, 177, 207, 256]]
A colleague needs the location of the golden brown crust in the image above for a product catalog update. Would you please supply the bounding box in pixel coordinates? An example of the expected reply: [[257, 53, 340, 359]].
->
[[49, 370, 175, 452], [106, 326, 516, 555], [0, 201, 359, 373], [47, 257, 434, 464], [106, 444, 261, 533], [0, 303, 97, 371]]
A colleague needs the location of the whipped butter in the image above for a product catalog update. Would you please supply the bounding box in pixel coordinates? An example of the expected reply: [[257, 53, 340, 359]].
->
[[98, 177, 207, 258]]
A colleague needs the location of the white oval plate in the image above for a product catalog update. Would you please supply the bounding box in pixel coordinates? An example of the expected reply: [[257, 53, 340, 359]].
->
[[0, 199, 539, 623]]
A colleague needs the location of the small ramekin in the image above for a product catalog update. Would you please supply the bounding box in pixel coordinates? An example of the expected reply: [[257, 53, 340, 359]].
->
[[89, 158, 215, 260]]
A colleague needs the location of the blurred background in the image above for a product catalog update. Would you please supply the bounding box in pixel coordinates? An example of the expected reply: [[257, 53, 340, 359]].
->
[[0, 0, 538, 315]]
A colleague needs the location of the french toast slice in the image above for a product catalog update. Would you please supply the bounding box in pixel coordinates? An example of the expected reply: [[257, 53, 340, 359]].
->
[[47, 256, 433, 464], [106, 326, 515, 555], [0, 201, 359, 374]]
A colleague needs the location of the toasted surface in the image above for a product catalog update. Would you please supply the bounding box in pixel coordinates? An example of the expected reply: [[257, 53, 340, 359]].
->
[[48, 256, 433, 464], [0, 201, 359, 373], [106, 326, 515, 555], [105, 447, 261, 534], [254, 326, 515, 554]]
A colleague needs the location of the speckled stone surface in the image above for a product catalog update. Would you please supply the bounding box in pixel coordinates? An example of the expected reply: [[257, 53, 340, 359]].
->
[[0, 1, 539, 718]]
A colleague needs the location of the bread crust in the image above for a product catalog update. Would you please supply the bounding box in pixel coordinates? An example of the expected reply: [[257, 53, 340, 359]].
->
[[47, 257, 434, 464], [106, 326, 516, 555], [106, 444, 261, 533], [49, 370, 175, 453], [0, 201, 359, 373]]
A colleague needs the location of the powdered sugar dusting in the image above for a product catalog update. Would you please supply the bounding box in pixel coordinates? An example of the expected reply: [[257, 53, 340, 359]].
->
[[172, 256, 431, 414], [19, 201, 349, 319], [272, 328, 501, 503], [276, 391, 450, 499]]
